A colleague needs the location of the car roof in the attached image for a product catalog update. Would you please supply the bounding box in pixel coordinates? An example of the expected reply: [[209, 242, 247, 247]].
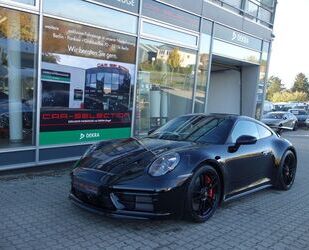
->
[[185, 113, 251, 121], [267, 111, 287, 114]]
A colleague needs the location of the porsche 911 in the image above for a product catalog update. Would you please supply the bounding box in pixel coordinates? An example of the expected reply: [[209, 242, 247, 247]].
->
[[69, 114, 297, 222]]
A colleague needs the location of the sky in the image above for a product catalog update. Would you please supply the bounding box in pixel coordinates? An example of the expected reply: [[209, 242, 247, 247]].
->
[[268, 0, 309, 89]]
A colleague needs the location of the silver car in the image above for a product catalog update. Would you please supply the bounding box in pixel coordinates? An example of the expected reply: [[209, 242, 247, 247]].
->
[[262, 111, 298, 131]]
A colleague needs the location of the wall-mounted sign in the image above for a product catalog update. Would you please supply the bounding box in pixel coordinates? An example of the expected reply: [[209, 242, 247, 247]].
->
[[214, 24, 262, 51], [142, 0, 200, 32], [88, 0, 139, 13]]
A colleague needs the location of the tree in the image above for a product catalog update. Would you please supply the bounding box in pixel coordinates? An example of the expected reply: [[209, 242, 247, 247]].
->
[[271, 91, 308, 102], [167, 48, 182, 85], [42, 53, 60, 63], [291, 73, 309, 95], [167, 48, 181, 72], [266, 76, 285, 100]]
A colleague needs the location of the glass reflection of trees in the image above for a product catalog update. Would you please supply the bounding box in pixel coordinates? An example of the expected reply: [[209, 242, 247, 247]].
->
[[137, 39, 197, 135]]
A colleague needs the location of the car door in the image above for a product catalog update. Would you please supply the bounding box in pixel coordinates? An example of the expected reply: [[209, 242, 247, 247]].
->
[[286, 113, 296, 129], [224, 120, 273, 197]]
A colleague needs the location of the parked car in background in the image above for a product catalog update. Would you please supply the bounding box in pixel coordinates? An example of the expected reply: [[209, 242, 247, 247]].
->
[[261, 111, 298, 131], [288, 109, 308, 127], [263, 100, 274, 114]]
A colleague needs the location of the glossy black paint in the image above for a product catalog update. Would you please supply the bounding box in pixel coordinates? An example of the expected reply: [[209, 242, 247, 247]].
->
[[70, 114, 297, 219]]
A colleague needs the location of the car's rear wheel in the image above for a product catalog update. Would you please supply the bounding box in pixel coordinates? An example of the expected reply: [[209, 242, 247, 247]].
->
[[275, 150, 297, 190], [185, 165, 221, 223]]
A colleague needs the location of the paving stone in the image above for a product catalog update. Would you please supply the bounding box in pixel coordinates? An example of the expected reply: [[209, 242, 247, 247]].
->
[[0, 132, 309, 249]]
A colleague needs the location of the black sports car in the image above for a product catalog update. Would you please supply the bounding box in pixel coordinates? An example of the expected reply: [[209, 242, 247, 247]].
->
[[69, 114, 297, 222]]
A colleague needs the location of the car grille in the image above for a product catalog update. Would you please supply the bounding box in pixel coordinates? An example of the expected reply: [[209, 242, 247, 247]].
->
[[72, 188, 115, 211], [113, 191, 157, 212]]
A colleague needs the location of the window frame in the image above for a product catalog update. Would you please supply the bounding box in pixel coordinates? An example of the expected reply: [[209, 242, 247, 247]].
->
[[0, 0, 39, 11], [140, 18, 199, 49]]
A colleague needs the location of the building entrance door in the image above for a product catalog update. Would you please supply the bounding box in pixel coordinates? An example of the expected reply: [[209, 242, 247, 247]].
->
[[206, 55, 260, 117]]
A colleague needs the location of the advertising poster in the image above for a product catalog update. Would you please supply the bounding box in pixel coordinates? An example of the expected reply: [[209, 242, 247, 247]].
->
[[40, 17, 137, 145]]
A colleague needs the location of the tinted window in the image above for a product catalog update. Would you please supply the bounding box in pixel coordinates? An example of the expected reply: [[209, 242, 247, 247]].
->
[[148, 116, 234, 144], [0, 7, 38, 148], [264, 113, 284, 119], [231, 121, 259, 143], [256, 124, 272, 139], [142, 22, 198, 47]]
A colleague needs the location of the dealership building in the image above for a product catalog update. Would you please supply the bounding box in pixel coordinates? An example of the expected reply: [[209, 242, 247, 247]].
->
[[0, 0, 277, 169]]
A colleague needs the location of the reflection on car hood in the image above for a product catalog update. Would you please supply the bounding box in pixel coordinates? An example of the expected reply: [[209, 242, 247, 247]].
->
[[77, 137, 196, 177], [261, 118, 282, 125]]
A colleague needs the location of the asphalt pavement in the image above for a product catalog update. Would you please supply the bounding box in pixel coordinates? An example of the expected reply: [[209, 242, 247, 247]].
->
[[0, 129, 309, 249]]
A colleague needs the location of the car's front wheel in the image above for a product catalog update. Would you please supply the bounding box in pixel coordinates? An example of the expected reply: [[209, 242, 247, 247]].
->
[[275, 150, 297, 190], [293, 122, 298, 131], [185, 165, 221, 223]]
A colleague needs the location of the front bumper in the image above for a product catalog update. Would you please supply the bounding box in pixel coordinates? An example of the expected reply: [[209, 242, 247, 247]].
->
[[69, 183, 187, 220]]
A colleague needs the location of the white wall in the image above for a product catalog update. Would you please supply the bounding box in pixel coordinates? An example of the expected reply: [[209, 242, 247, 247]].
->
[[206, 69, 241, 115], [241, 65, 260, 117]]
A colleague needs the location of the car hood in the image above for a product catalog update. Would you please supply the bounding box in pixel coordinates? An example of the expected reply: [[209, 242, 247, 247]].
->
[[75, 137, 196, 180], [261, 118, 282, 126]]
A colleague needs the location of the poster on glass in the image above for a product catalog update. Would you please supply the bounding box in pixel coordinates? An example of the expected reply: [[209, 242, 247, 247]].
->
[[40, 17, 137, 145]]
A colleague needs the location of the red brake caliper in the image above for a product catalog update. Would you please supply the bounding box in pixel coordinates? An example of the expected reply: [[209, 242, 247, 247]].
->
[[204, 175, 214, 199]]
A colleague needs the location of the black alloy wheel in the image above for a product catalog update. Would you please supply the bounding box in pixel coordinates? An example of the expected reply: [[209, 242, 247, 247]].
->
[[186, 165, 221, 223], [275, 150, 297, 190]]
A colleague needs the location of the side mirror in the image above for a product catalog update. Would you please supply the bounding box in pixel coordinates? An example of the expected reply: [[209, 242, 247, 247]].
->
[[228, 135, 257, 153], [236, 135, 257, 146]]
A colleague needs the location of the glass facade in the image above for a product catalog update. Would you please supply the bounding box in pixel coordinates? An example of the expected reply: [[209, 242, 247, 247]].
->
[[195, 33, 211, 113], [9, 0, 35, 5], [255, 41, 270, 119], [43, 0, 138, 34], [0, 0, 274, 168], [207, 0, 276, 27], [0, 7, 38, 148], [136, 39, 196, 135]]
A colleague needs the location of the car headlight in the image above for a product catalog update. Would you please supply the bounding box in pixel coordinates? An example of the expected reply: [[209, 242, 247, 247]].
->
[[148, 152, 180, 177], [82, 143, 98, 158]]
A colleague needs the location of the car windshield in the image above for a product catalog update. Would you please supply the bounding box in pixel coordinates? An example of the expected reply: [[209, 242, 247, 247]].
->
[[264, 113, 284, 119], [147, 115, 234, 144]]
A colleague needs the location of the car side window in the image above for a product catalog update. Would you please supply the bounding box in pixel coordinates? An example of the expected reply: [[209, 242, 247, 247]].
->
[[230, 121, 259, 143], [256, 124, 272, 139]]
